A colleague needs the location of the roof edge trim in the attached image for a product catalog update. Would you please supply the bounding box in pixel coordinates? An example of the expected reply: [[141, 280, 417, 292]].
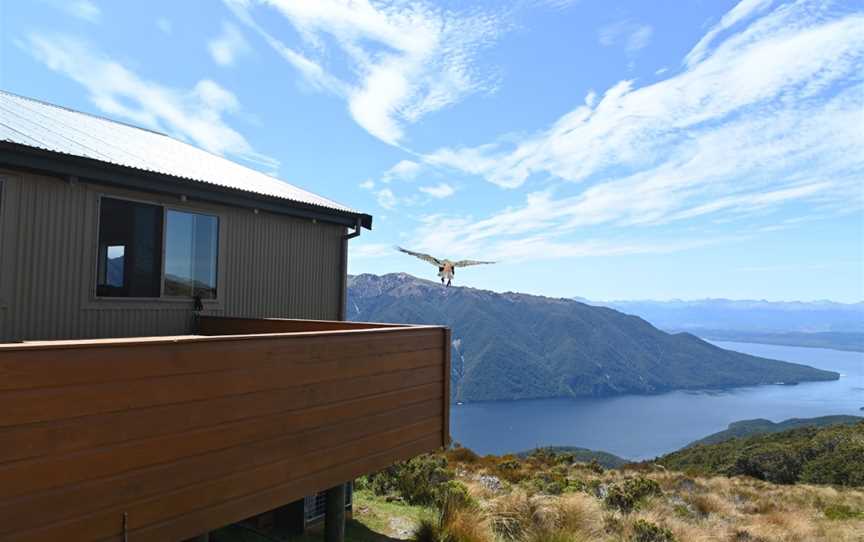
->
[[0, 142, 373, 230]]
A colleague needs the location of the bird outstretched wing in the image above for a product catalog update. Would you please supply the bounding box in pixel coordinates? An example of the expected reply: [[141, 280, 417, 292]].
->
[[396, 246, 442, 266], [453, 259, 496, 267]]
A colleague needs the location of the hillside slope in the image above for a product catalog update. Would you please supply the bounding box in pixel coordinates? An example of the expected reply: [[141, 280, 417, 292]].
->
[[347, 273, 839, 402], [688, 415, 863, 447], [658, 421, 864, 486]]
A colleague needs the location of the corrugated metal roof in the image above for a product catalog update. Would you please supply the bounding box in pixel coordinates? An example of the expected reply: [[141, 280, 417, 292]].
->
[[0, 90, 365, 219]]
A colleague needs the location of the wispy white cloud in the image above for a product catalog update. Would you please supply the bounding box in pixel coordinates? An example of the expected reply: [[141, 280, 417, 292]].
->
[[349, 242, 394, 259], [538, 0, 580, 9], [405, 207, 748, 262], [57, 0, 101, 23], [359, 179, 375, 190], [376, 188, 398, 209], [208, 22, 252, 67], [598, 20, 653, 52], [416, 0, 864, 262], [226, 0, 506, 145], [419, 182, 455, 199], [22, 33, 278, 171], [381, 159, 422, 183], [684, 0, 773, 68], [156, 18, 172, 34]]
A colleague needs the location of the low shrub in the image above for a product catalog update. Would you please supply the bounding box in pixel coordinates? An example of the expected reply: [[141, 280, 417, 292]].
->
[[822, 503, 864, 520], [604, 478, 663, 514], [527, 472, 567, 495], [630, 519, 676, 542], [800, 441, 864, 486], [447, 445, 481, 465], [367, 453, 452, 505], [586, 459, 605, 474], [731, 443, 803, 484]]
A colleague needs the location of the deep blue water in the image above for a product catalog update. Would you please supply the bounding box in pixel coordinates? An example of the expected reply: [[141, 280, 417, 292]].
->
[[450, 341, 864, 460]]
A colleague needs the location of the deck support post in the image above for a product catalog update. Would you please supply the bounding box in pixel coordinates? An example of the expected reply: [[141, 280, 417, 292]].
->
[[325, 483, 346, 542]]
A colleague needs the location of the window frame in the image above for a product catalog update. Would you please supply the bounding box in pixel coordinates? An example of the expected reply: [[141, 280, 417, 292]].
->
[[90, 193, 225, 308]]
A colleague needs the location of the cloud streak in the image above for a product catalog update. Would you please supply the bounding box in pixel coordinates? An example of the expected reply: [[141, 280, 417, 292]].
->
[[23, 33, 278, 171], [208, 22, 252, 67], [413, 0, 864, 262], [227, 0, 506, 145], [598, 20, 653, 52]]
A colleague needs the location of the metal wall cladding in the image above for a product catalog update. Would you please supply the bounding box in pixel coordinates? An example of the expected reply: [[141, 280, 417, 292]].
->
[[0, 169, 344, 342]]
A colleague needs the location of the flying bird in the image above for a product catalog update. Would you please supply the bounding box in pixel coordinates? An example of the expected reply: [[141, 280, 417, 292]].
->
[[396, 246, 495, 287]]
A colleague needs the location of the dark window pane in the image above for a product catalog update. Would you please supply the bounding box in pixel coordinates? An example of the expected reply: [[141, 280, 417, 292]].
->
[[164, 210, 218, 299], [97, 198, 163, 297], [106, 246, 125, 287]]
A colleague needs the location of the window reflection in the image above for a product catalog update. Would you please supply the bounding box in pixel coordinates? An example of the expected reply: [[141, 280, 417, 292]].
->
[[97, 198, 163, 297], [164, 210, 219, 299]]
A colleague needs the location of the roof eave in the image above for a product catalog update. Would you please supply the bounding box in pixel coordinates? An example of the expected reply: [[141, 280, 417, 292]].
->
[[0, 142, 372, 230]]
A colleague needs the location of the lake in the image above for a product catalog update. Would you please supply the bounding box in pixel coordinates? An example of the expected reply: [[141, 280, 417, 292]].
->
[[449, 341, 864, 460]]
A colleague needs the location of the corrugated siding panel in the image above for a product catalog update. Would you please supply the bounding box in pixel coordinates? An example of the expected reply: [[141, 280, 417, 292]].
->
[[0, 170, 343, 342]]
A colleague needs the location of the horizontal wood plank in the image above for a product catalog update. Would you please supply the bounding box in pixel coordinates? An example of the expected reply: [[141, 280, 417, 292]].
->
[[0, 322, 449, 541], [0, 389, 442, 503], [0, 329, 444, 391], [10, 423, 442, 541], [124, 436, 442, 542], [0, 381, 442, 465], [1, 405, 441, 534], [0, 349, 442, 426]]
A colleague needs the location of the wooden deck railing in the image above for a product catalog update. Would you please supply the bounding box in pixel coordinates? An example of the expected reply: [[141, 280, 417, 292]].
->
[[0, 318, 450, 541]]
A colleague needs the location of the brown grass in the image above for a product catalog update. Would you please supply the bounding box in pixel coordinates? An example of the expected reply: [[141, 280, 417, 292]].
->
[[426, 452, 864, 542]]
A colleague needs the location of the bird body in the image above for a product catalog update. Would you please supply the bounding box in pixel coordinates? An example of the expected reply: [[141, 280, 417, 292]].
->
[[396, 246, 495, 286]]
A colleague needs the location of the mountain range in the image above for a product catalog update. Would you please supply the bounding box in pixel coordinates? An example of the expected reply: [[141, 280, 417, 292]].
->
[[347, 273, 839, 402], [586, 298, 864, 333], [574, 298, 864, 352]]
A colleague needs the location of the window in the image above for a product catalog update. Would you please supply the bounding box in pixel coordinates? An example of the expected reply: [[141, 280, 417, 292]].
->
[[96, 197, 219, 299], [97, 198, 163, 297], [164, 210, 219, 299]]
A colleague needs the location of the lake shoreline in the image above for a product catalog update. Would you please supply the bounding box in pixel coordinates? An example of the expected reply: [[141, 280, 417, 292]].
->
[[451, 341, 863, 459]]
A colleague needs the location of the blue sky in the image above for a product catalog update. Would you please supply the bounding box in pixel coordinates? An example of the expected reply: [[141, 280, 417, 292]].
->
[[1, 0, 862, 302]]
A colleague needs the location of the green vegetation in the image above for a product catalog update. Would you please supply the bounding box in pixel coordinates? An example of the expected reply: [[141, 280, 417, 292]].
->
[[347, 273, 838, 402], [358, 454, 452, 506], [516, 446, 629, 468], [657, 421, 864, 486], [823, 503, 864, 521], [603, 478, 663, 514], [630, 520, 676, 542], [357, 440, 864, 541], [225, 427, 864, 542], [688, 415, 863, 447]]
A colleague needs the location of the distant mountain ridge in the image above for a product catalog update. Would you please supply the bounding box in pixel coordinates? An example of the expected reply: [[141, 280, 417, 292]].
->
[[587, 298, 864, 333], [580, 298, 864, 351], [347, 273, 839, 402]]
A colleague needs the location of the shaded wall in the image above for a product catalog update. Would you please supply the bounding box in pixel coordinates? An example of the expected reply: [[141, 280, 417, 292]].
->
[[0, 168, 344, 342]]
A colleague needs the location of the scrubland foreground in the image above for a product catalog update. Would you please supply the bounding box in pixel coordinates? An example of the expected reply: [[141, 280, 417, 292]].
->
[[351, 427, 864, 542], [215, 422, 863, 542]]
